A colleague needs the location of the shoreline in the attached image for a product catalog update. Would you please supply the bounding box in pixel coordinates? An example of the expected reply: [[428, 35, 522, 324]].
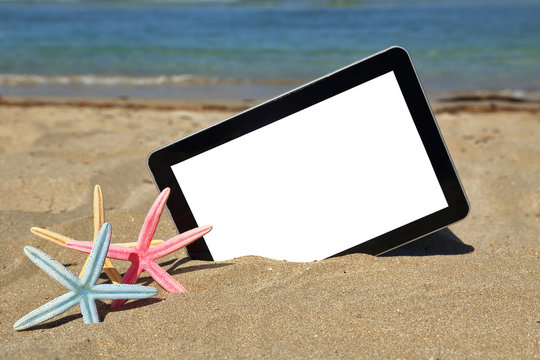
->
[[1, 90, 540, 114], [2, 72, 540, 103]]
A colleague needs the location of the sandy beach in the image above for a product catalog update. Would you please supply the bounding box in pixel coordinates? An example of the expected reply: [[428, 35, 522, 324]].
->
[[0, 94, 538, 359]]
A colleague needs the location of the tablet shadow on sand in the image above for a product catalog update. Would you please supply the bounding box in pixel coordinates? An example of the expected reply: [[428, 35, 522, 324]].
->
[[381, 228, 474, 256]]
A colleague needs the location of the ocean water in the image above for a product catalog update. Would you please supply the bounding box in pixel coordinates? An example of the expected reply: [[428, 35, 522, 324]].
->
[[0, 0, 538, 99]]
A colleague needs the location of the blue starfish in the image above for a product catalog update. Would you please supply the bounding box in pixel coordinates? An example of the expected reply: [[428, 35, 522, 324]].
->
[[13, 222, 158, 330]]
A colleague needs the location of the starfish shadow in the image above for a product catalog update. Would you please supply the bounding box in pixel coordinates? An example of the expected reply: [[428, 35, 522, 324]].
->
[[381, 228, 474, 256], [62, 262, 78, 268], [160, 257, 190, 272], [98, 273, 113, 282], [19, 313, 83, 331], [168, 261, 233, 275], [19, 297, 164, 330], [96, 298, 163, 321], [135, 258, 232, 287]]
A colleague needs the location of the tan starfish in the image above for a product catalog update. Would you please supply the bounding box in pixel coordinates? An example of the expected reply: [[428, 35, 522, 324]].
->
[[30, 185, 163, 284]]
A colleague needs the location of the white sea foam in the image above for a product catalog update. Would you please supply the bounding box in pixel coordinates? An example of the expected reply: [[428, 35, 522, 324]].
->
[[0, 74, 300, 87], [0, 74, 213, 86]]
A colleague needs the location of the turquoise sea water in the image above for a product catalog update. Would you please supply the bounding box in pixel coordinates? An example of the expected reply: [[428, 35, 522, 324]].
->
[[0, 0, 538, 98]]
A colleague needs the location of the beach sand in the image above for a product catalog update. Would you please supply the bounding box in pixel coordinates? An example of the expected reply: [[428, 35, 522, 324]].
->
[[0, 94, 538, 359]]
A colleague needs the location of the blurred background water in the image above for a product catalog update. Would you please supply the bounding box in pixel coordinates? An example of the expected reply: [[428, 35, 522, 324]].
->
[[0, 0, 538, 99]]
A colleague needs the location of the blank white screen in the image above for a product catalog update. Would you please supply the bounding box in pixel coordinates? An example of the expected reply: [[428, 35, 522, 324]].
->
[[172, 71, 448, 261]]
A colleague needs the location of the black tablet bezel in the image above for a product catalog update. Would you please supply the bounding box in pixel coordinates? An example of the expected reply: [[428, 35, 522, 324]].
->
[[148, 46, 469, 260]]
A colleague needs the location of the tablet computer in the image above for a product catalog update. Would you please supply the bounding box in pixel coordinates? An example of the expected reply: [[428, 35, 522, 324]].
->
[[148, 46, 469, 262]]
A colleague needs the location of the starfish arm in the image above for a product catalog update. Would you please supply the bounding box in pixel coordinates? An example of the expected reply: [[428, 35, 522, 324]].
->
[[80, 257, 122, 284], [148, 225, 212, 260], [23, 246, 81, 291], [92, 283, 158, 300], [78, 184, 121, 283], [136, 188, 170, 252], [78, 258, 90, 278], [102, 260, 123, 284], [13, 291, 80, 331], [30, 227, 75, 247], [110, 263, 144, 309], [66, 241, 135, 261], [80, 223, 111, 287], [80, 294, 100, 324], [120, 239, 164, 248], [120, 262, 144, 286], [93, 185, 104, 241], [144, 260, 187, 293]]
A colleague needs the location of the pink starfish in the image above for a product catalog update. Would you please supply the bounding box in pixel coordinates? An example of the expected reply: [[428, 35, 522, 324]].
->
[[66, 187, 212, 309]]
